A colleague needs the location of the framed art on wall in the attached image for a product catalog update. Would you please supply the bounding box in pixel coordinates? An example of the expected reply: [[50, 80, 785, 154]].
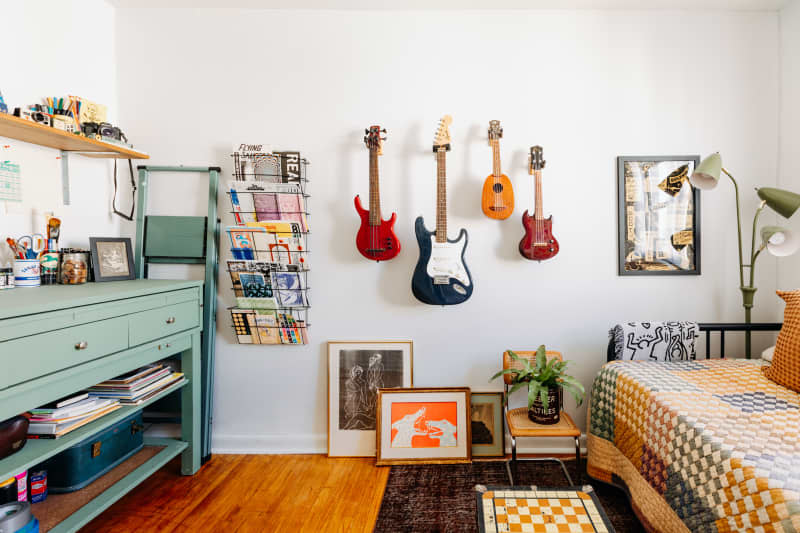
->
[[376, 387, 471, 466], [89, 237, 135, 282], [327, 341, 413, 457], [470, 392, 505, 458], [617, 156, 701, 276]]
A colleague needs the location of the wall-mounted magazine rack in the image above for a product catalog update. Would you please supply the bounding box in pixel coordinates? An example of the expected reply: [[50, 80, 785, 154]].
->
[[226, 151, 310, 345]]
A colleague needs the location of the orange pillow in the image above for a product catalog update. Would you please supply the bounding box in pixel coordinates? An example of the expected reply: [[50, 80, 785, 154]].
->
[[763, 290, 800, 392]]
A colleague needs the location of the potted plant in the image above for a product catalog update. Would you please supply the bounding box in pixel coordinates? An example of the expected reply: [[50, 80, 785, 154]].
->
[[491, 345, 585, 425]]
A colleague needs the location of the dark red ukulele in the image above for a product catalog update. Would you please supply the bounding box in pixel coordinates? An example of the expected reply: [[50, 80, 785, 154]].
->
[[355, 125, 401, 262], [519, 146, 559, 261]]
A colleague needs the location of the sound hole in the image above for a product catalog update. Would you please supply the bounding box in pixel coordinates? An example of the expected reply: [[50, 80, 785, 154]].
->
[[492, 183, 504, 194]]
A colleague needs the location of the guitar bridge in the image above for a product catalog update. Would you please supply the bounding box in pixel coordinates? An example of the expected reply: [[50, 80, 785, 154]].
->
[[433, 276, 449, 285]]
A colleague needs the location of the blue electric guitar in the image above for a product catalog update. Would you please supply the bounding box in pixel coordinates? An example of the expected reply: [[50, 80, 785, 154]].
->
[[411, 115, 473, 305]]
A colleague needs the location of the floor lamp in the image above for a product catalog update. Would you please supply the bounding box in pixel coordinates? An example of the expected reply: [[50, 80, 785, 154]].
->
[[690, 153, 800, 358]]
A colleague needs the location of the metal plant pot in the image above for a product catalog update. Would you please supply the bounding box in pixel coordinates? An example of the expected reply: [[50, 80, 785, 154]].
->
[[528, 386, 562, 425]]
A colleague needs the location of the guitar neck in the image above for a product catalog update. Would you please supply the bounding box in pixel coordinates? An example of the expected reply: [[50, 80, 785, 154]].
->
[[534, 169, 543, 220], [436, 148, 447, 243], [368, 148, 381, 226], [491, 140, 501, 177]]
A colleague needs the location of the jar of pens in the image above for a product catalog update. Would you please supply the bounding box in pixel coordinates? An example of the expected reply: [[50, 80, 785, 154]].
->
[[4, 216, 63, 288]]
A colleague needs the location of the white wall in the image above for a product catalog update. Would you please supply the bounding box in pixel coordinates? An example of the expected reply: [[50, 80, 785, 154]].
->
[[112, 8, 779, 453], [778, 0, 800, 290], [0, 1, 132, 267]]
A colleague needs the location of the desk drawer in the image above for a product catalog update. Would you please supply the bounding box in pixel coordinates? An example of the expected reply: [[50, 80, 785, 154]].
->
[[0, 317, 129, 389], [128, 301, 198, 346]]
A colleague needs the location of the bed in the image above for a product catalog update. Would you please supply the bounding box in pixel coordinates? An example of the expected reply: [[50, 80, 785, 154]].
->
[[587, 358, 800, 532]]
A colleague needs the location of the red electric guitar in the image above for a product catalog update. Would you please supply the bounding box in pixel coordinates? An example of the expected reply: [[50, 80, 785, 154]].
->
[[355, 125, 401, 262], [519, 146, 559, 261]]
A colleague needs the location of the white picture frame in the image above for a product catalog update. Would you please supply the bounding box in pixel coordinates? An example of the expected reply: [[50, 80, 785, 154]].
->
[[327, 341, 413, 457]]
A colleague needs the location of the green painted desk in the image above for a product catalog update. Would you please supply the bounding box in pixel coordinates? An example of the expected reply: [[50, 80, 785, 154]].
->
[[0, 279, 203, 532]]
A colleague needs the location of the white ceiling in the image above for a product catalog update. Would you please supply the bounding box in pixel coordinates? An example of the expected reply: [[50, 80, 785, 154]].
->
[[108, 0, 789, 10]]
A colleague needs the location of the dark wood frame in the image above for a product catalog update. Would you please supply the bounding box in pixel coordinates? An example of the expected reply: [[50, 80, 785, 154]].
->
[[617, 155, 701, 276], [470, 391, 506, 458], [376, 387, 471, 466], [89, 237, 135, 282]]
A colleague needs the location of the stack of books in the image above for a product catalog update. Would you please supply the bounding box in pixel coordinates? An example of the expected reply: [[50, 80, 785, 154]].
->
[[86, 364, 185, 405], [28, 393, 121, 439]]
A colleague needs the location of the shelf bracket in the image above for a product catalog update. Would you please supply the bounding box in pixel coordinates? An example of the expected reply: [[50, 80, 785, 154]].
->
[[60, 150, 70, 205]]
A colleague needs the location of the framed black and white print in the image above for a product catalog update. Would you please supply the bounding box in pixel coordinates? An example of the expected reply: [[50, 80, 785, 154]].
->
[[617, 156, 701, 276], [89, 237, 135, 282], [327, 341, 413, 457]]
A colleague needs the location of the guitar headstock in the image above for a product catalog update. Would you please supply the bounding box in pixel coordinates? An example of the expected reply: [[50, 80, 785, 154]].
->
[[488, 120, 503, 145], [364, 125, 387, 155], [432, 115, 452, 152], [528, 145, 545, 173]]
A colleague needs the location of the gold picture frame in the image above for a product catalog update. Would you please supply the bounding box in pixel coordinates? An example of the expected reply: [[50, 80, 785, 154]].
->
[[376, 387, 471, 466], [327, 341, 413, 457]]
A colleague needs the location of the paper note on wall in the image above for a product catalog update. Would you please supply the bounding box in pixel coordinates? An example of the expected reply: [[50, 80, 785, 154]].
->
[[0, 161, 21, 202]]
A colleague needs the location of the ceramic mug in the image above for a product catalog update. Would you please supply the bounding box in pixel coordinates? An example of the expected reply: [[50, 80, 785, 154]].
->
[[13, 260, 40, 287]]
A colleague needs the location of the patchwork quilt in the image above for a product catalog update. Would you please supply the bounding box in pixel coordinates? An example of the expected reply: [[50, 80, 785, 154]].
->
[[589, 359, 800, 532]]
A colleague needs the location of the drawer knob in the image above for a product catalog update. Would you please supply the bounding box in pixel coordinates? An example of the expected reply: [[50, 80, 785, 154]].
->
[[75, 341, 88, 350], [166, 317, 176, 324]]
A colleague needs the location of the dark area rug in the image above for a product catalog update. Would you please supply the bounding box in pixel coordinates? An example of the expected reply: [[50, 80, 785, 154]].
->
[[374, 460, 645, 533]]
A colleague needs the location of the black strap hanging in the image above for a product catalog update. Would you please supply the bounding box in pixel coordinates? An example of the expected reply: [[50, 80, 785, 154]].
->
[[113, 159, 137, 221]]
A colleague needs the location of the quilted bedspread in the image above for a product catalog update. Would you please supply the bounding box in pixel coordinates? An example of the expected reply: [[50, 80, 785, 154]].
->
[[589, 359, 800, 532]]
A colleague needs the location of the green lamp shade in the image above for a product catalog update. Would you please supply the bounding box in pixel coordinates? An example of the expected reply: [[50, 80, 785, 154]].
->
[[757, 187, 800, 219], [690, 152, 722, 190], [761, 225, 799, 257]]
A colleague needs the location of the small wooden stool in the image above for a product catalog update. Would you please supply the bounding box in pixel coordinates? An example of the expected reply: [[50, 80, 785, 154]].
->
[[502, 350, 581, 485]]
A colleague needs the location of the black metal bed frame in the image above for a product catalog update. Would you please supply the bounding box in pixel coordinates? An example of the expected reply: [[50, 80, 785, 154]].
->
[[698, 323, 782, 359]]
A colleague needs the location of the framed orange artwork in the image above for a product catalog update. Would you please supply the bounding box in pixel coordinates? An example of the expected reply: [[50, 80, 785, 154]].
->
[[376, 387, 471, 466]]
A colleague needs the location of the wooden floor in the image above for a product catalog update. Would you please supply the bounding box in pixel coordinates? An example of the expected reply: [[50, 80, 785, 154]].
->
[[81, 455, 390, 533]]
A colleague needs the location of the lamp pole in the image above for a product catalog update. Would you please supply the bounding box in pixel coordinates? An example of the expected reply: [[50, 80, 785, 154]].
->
[[721, 167, 763, 359]]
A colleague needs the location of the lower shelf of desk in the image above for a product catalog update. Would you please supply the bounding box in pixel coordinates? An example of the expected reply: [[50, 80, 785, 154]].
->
[[0, 379, 188, 482], [35, 437, 187, 533]]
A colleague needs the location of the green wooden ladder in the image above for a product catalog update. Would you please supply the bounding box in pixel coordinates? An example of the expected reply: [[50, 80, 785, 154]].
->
[[133, 165, 220, 464]]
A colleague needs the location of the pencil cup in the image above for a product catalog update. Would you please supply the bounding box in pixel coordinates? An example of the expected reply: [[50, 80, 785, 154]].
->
[[14, 260, 41, 287]]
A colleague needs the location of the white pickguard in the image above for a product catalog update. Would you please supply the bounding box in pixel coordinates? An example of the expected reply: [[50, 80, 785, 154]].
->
[[426, 237, 470, 287]]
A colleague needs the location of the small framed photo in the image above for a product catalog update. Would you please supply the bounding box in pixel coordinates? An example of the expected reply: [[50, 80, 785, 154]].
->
[[470, 392, 505, 458], [89, 237, 135, 282], [617, 156, 701, 275], [376, 387, 471, 466], [327, 341, 413, 457]]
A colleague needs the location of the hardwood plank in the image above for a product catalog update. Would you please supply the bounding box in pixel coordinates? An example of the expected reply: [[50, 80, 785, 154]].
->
[[0, 113, 148, 159], [80, 455, 389, 532]]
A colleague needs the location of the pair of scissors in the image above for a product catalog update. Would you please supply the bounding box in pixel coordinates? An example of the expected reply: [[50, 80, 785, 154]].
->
[[18, 234, 45, 259]]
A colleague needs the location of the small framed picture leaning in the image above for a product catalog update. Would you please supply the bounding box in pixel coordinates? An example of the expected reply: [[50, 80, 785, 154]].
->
[[89, 237, 135, 282], [617, 155, 701, 276], [376, 387, 471, 466], [327, 341, 413, 457], [470, 392, 505, 458]]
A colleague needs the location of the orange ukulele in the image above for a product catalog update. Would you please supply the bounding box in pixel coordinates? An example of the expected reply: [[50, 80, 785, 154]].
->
[[481, 120, 514, 219], [519, 145, 559, 261]]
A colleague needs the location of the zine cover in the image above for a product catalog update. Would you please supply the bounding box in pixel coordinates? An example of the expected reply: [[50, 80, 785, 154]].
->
[[272, 271, 307, 307]]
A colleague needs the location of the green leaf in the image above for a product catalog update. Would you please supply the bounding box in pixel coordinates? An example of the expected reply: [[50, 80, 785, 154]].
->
[[528, 381, 537, 409], [490, 368, 520, 382], [539, 388, 550, 413], [535, 345, 547, 372], [559, 376, 585, 395], [506, 381, 526, 405]]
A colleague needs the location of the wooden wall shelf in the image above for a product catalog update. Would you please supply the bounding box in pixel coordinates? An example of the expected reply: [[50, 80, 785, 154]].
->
[[0, 113, 148, 159]]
